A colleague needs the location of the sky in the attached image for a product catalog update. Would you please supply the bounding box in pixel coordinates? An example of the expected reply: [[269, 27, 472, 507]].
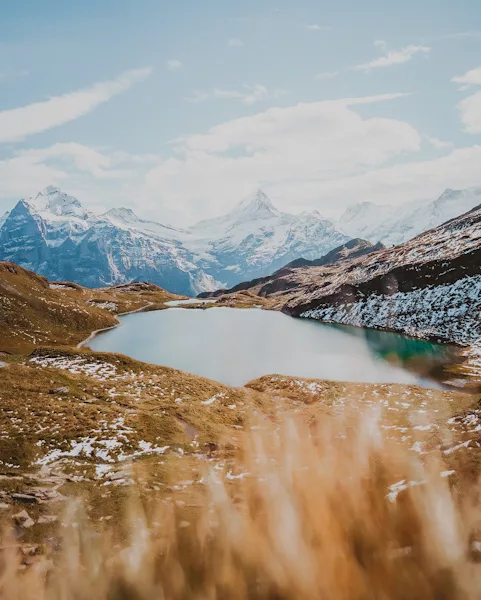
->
[[1, 0, 481, 224]]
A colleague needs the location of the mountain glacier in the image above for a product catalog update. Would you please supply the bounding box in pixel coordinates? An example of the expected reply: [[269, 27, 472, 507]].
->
[[0, 187, 349, 295], [339, 187, 481, 246]]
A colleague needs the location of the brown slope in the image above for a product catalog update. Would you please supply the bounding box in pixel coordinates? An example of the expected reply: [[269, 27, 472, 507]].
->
[[0, 262, 180, 354], [281, 202, 481, 318]]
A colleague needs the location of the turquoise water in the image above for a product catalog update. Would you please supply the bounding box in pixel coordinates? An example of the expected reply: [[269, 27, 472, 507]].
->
[[88, 307, 452, 387]]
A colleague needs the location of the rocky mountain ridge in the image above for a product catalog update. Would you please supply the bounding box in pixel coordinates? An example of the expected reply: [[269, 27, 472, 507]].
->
[[198, 238, 383, 299], [211, 202, 481, 345]]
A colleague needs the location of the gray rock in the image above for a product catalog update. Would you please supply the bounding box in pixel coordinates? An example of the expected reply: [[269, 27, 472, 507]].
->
[[11, 493, 38, 504], [37, 515, 58, 525], [49, 386, 69, 395], [13, 510, 35, 528]]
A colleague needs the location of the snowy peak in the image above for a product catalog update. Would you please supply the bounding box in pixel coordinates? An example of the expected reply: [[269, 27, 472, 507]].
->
[[0, 185, 355, 295], [339, 186, 481, 246], [44, 185, 61, 195], [340, 201, 381, 223], [297, 209, 327, 222], [339, 202, 397, 232], [104, 207, 141, 224], [102, 206, 185, 239], [230, 190, 281, 224], [27, 186, 90, 220], [434, 187, 481, 210]]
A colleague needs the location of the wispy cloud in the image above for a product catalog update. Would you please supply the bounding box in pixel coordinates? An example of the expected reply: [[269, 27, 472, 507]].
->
[[166, 59, 182, 71], [437, 31, 481, 40], [342, 92, 413, 106], [187, 85, 287, 105], [0, 67, 152, 143], [306, 24, 330, 31], [314, 71, 338, 80], [17, 143, 135, 179], [0, 69, 29, 83], [353, 44, 431, 71], [228, 38, 244, 47]]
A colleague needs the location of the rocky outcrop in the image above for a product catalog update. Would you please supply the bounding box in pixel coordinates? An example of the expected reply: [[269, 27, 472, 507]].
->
[[282, 239, 384, 269], [215, 204, 481, 345], [284, 205, 481, 344], [199, 239, 382, 299]]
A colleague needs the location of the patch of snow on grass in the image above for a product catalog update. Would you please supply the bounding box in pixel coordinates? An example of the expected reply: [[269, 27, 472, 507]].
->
[[201, 392, 227, 406]]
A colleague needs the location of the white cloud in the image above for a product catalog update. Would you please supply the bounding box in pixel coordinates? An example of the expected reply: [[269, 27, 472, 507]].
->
[[166, 59, 182, 71], [0, 67, 152, 143], [314, 71, 338, 80], [452, 66, 481, 87], [457, 90, 481, 133], [291, 146, 481, 214], [427, 136, 453, 149], [0, 69, 29, 83], [353, 45, 431, 71], [0, 154, 67, 199], [145, 93, 420, 219], [17, 143, 137, 179], [187, 85, 287, 105], [0, 143, 147, 207], [228, 38, 244, 47], [438, 31, 481, 40], [373, 40, 387, 49], [451, 66, 481, 133], [306, 24, 329, 31]]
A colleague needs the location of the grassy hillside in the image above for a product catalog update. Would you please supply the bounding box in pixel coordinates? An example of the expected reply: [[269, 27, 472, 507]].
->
[[0, 347, 479, 531], [2, 260, 481, 592], [0, 262, 180, 354]]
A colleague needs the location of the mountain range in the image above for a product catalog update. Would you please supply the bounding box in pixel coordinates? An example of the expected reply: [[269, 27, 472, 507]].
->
[[0, 187, 349, 295], [2, 184, 481, 296], [338, 187, 481, 246]]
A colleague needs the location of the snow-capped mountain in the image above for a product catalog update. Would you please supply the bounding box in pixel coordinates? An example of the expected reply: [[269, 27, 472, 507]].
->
[[187, 190, 350, 286], [339, 187, 481, 246], [0, 187, 218, 296], [0, 187, 349, 295]]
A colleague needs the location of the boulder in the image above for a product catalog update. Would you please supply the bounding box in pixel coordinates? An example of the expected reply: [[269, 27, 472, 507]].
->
[[13, 510, 35, 528]]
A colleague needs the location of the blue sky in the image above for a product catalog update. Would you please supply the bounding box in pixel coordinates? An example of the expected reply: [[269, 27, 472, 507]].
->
[[1, 0, 481, 223]]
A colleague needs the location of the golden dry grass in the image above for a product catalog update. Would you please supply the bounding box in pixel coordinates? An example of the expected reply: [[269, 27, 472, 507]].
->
[[0, 347, 284, 529], [3, 406, 481, 599]]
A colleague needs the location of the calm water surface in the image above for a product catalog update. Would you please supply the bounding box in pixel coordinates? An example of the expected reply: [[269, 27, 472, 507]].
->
[[88, 308, 453, 387]]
